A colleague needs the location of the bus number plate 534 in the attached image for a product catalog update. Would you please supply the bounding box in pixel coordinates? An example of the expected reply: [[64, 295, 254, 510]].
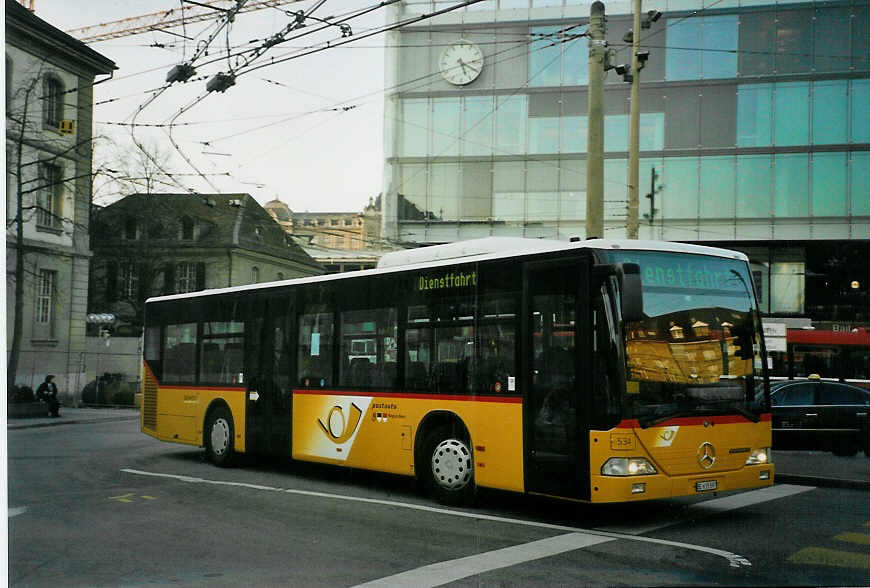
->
[[695, 480, 717, 492]]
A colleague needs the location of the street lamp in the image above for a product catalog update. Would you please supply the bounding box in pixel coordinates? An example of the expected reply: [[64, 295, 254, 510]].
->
[[87, 314, 115, 405]]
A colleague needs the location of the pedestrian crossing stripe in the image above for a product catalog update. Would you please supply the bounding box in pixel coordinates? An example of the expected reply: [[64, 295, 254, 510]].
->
[[788, 547, 870, 570], [835, 532, 870, 546]]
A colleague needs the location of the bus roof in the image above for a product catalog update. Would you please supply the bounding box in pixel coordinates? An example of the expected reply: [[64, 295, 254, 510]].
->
[[146, 237, 749, 304]]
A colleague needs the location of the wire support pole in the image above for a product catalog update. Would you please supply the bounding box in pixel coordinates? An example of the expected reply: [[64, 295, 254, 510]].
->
[[627, 0, 642, 239], [586, 1, 605, 240]]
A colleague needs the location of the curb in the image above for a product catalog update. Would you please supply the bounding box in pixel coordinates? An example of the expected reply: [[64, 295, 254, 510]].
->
[[8, 415, 140, 430], [776, 473, 870, 491]]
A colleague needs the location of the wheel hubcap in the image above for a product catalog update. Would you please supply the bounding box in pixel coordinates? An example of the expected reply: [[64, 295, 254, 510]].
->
[[211, 418, 230, 456], [431, 438, 472, 491]]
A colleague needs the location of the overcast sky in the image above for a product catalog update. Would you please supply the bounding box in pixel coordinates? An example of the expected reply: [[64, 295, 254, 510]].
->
[[35, 0, 388, 213]]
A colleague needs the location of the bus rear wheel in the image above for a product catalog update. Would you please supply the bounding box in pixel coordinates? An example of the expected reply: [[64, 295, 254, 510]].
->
[[423, 426, 475, 506], [205, 406, 235, 467]]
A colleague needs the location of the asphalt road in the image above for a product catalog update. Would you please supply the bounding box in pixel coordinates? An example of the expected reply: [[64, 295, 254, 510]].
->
[[7, 418, 870, 587]]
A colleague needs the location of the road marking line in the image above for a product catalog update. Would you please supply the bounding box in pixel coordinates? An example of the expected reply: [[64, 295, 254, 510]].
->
[[121, 468, 753, 570], [788, 547, 870, 570], [354, 532, 612, 588], [835, 532, 870, 546], [596, 484, 815, 535], [109, 493, 135, 503], [8, 507, 27, 518]]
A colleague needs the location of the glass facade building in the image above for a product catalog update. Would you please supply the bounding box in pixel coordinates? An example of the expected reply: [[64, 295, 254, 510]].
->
[[381, 0, 869, 332]]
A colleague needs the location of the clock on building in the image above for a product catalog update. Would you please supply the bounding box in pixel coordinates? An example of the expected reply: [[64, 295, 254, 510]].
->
[[439, 41, 484, 86]]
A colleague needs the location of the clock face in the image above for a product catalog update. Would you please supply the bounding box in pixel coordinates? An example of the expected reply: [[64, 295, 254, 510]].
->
[[439, 42, 484, 86]]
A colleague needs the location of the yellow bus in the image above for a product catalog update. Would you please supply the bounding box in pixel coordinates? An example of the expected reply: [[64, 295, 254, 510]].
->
[[141, 237, 773, 505]]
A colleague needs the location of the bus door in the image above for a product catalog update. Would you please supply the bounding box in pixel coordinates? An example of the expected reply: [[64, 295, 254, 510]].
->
[[245, 296, 295, 456], [523, 259, 591, 499]]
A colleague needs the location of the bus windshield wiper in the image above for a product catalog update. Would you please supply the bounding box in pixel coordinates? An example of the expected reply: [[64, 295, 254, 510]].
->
[[637, 409, 700, 429], [637, 404, 760, 429]]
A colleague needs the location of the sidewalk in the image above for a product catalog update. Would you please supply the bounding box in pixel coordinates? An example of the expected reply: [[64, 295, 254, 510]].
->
[[7, 406, 140, 430]]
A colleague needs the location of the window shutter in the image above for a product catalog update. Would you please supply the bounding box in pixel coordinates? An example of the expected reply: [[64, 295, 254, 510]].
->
[[106, 261, 118, 302], [164, 263, 175, 295], [196, 262, 206, 291]]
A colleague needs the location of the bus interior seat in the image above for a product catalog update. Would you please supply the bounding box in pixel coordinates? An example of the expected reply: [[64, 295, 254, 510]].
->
[[349, 357, 372, 387]]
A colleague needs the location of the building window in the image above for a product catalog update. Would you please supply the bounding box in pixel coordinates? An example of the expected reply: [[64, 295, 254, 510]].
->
[[176, 262, 197, 293], [666, 15, 737, 81], [180, 217, 194, 240], [36, 163, 62, 228], [344, 219, 352, 226], [121, 263, 139, 299], [251, 266, 260, 283], [42, 74, 64, 128], [5, 55, 12, 113], [124, 218, 138, 240], [331, 219, 338, 226], [36, 269, 56, 331]]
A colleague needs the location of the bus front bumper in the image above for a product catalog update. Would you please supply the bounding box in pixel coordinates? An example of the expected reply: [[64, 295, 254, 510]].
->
[[589, 464, 775, 503]]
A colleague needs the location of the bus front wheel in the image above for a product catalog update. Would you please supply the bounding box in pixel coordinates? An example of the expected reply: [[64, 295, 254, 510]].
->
[[423, 426, 475, 506], [205, 406, 235, 467]]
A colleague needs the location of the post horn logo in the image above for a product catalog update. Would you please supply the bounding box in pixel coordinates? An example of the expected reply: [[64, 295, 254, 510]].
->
[[697, 441, 716, 470], [317, 402, 362, 445], [318, 403, 363, 444]]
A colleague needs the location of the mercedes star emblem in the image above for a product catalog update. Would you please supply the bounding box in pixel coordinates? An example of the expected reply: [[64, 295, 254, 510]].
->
[[697, 442, 716, 470]]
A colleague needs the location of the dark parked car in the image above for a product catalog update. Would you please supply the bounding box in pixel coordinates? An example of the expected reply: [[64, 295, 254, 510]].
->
[[768, 377, 870, 457]]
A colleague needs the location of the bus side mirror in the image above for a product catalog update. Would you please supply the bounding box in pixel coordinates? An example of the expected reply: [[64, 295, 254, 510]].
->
[[616, 263, 643, 322]]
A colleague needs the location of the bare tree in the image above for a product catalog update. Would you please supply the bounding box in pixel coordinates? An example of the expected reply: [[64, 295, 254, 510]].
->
[[6, 61, 106, 390]]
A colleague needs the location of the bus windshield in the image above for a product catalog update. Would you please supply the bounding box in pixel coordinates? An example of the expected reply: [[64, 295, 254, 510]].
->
[[601, 250, 767, 428]]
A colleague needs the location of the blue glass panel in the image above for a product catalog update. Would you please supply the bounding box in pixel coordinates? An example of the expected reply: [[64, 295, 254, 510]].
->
[[430, 163, 460, 220], [639, 113, 664, 151], [530, 26, 562, 87], [851, 152, 870, 216], [563, 34, 589, 86], [851, 79, 870, 143], [736, 155, 771, 218], [495, 95, 527, 154], [702, 16, 738, 79], [529, 117, 559, 153], [700, 156, 735, 219], [812, 80, 847, 145], [561, 116, 587, 153], [811, 152, 847, 217], [662, 157, 699, 219], [605, 114, 628, 152], [604, 159, 626, 222], [432, 97, 460, 156], [666, 18, 701, 81], [737, 84, 772, 147], [774, 82, 809, 147], [463, 96, 494, 156], [773, 154, 809, 218], [401, 99, 428, 156]]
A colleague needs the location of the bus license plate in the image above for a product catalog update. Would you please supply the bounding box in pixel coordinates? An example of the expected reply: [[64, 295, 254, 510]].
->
[[696, 480, 717, 492]]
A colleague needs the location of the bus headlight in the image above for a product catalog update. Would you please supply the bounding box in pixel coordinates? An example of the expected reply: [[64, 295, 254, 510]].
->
[[745, 447, 770, 465], [602, 457, 657, 476]]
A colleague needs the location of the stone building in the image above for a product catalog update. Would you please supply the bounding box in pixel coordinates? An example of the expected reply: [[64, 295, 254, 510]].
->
[[89, 193, 322, 333], [264, 196, 392, 272], [5, 0, 116, 397]]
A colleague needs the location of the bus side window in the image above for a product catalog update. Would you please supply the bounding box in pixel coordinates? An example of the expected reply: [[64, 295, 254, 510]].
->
[[298, 310, 334, 387], [339, 308, 398, 389]]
